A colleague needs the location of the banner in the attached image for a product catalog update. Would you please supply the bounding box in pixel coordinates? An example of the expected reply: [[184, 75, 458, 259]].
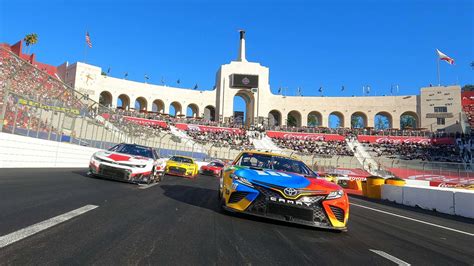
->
[[123, 116, 168, 128], [266, 131, 345, 141], [175, 123, 243, 134], [18, 98, 80, 115], [388, 167, 473, 185], [357, 135, 454, 145], [461, 91, 474, 106]]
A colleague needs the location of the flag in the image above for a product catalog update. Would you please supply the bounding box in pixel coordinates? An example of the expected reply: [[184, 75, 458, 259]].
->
[[161, 77, 165, 84], [277, 87, 282, 94], [124, 72, 128, 78], [297, 87, 301, 96], [85, 32, 92, 48], [145, 74, 149, 80], [366, 86, 371, 94], [193, 84, 198, 90], [107, 67, 111, 74], [341, 86, 345, 91], [177, 79, 180, 84], [318, 86, 323, 93], [436, 49, 454, 65]]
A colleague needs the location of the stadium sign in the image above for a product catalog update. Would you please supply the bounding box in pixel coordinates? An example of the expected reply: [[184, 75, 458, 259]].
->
[[230, 74, 258, 88]]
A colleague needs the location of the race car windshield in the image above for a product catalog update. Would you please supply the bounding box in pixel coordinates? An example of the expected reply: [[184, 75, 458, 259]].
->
[[171, 156, 193, 164], [239, 153, 316, 177], [112, 144, 153, 158], [209, 162, 224, 167]]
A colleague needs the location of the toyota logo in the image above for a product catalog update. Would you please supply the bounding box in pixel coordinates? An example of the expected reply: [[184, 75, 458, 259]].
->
[[283, 187, 298, 197]]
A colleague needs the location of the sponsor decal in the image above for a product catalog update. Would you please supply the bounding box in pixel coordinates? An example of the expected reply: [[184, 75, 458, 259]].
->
[[242, 77, 250, 85], [283, 187, 299, 197], [269, 196, 311, 207], [107, 154, 131, 162], [18, 98, 80, 115]]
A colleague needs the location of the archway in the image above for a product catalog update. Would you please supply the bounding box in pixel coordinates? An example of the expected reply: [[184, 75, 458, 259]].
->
[[351, 111, 367, 129], [186, 103, 199, 118], [204, 105, 216, 121], [117, 94, 130, 110], [287, 110, 302, 127], [400, 111, 418, 129], [233, 90, 255, 126], [329, 111, 344, 128], [268, 110, 282, 127], [307, 111, 322, 127], [134, 97, 148, 112], [374, 112, 392, 130], [152, 99, 165, 113], [169, 101, 182, 117], [99, 91, 113, 107]]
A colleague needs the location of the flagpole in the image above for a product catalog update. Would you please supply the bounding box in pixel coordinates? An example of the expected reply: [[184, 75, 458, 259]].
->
[[437, 56, 441, 86]]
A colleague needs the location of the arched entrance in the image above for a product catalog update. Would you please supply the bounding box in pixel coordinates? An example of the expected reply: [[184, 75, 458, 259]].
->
[[287, 110, 302, 127], [204, 105, 216, 121], [152, 99, 165, 113], [117, 94, 130, 110], [400, 111, 418, 129], [99, 91, 113, 107], [374, 112, 392, 130], [268, 110, 282, 127], [307, 111, 322, 127], [186, 104, 199, 118], [135, 97, 148, 112], [351, 111, 367, 129], [169, 101, 182, 117], [233, 90, 255, 126], [329, 111, 344, 128]]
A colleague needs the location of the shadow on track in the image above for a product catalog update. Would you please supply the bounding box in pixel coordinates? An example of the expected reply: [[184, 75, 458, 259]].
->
[[160, 184, 342, 233]]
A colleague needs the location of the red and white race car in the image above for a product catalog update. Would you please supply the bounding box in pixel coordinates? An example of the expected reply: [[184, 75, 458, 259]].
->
[[200, 160, 225, 176], [89, 143, 166, 184]]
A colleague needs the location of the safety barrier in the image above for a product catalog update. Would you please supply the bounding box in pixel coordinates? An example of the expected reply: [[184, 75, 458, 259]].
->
[[381, 184, 474, 218]]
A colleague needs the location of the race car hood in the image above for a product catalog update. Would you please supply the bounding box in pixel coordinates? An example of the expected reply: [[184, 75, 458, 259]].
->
[[233, 167, 340, 192], [167, 161, 195, 168], [94, 151, 153, 165]]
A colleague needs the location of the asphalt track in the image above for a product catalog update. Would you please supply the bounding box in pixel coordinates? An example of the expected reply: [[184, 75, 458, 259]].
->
[[0, 168, 473, 265]]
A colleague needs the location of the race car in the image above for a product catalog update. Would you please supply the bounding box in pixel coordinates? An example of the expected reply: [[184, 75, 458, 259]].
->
[[165, 155, 199, 178], [218, 151, 349, 231], [89, 143, 166, 184], [200, 160, 225, 176]]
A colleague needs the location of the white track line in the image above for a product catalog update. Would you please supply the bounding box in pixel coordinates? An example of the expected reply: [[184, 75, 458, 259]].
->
[[351, 203, 474, 237], [370, 249, 411, 265], [138, 182, 161, 189], [0, 204, 98, 249]]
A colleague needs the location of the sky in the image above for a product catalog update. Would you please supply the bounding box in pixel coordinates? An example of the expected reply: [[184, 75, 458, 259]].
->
[[0, 0, 473, 116]]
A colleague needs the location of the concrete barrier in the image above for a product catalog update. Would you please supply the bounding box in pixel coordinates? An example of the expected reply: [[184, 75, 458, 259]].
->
[[381, 184, 403, 204], [454, 190, 474, 218], [0, 132, 100, 168], [381, 184, 474, 218]]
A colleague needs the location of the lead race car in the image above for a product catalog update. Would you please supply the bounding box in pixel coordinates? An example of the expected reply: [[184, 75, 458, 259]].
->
[[89, 143, 166, 184], [219, 151, 349, 231]]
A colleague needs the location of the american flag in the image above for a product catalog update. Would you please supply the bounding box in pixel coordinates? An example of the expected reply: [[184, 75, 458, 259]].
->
[[85, 32, 92, 48]]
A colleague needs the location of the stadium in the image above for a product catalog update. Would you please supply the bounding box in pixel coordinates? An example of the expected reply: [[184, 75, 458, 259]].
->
[[0, 2, 473, 264]]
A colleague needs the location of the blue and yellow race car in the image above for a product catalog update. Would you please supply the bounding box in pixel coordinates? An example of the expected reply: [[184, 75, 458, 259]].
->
[[218, 151, 349, 231]]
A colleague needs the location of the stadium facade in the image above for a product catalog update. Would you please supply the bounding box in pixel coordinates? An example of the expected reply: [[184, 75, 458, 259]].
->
[[5, 32, 463, 133]]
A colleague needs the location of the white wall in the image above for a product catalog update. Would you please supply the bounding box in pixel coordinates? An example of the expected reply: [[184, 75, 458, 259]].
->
[[382, 184, 474, 219], [0, 132, 100, 168]]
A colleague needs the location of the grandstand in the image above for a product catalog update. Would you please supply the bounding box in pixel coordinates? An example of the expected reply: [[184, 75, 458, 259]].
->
[[0, 33, 472, 184]]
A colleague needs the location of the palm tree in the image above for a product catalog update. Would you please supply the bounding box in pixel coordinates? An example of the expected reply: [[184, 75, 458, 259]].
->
[[23, 33, 38, 54]]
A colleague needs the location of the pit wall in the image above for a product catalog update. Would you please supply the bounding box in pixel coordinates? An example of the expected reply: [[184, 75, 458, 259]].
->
[[382, 184, 474, 219]]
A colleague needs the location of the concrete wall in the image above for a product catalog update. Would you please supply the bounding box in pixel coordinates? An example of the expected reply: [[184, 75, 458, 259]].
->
[[0, 132, 100, 168], [382, 184, 474, 218]]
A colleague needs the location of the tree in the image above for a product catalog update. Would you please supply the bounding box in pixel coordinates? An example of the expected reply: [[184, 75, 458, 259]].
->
[[23, 33, 38, 54], [400, 115, 416, 129], [351, 115, 364, 129], [375, 115, 389, 130], [307, 114, 320, 127], [287, 115, 297, 127], [462, 84, 474, 91]]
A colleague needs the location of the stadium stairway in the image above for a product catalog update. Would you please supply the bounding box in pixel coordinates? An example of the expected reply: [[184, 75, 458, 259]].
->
[[345, 138, 380, 176], [248, 131, 283, 153], [169, 125, 205, 153]]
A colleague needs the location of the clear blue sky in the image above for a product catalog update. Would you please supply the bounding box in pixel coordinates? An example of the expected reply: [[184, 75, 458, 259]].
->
[[1, 0, 473, 115]]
